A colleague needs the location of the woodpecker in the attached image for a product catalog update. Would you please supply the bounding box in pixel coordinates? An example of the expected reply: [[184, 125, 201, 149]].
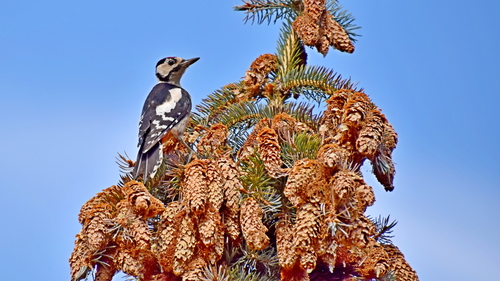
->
[[133, 56, 199, 180]]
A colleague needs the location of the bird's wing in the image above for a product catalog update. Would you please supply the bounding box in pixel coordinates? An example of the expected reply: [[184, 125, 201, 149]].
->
[[138, 83, 192, 153]]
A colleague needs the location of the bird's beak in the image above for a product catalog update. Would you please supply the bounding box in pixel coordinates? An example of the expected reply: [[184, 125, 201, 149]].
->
[[182, 57, 200, 67]]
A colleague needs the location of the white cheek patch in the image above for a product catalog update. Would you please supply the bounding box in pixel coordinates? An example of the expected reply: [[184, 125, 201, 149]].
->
[[157, 64, 173, 78], [155, 88, 182, 116]]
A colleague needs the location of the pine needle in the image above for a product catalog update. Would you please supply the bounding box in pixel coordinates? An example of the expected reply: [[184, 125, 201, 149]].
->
[[371, 215, 398, 244], [282, 64, 358, 96], [275, 21, 303, 80], [115, 151, 134, 174], [192, 87, 239, 127], [234, 0, 298, 25]]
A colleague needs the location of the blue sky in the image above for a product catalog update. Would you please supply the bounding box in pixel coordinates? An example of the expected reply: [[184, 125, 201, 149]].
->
[[1, 1, 499, 280]]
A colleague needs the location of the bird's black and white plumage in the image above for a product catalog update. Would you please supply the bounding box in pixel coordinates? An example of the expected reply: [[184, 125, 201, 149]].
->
[[132, 56, 199, 180]]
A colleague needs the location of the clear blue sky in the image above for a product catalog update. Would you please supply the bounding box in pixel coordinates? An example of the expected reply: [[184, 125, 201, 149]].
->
[[1, 1, 499, 280]]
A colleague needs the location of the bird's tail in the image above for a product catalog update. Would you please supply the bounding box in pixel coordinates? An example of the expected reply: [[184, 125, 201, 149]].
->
[[132, 142, 163, 181]]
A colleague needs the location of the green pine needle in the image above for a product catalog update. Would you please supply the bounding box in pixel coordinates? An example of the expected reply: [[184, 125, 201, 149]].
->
[[213, 99, 320, 131], [230, 243, 280, 280], [234, 0, 298, 25], [216, 100, 265, 128], [281, 132, 322, 167], [371, 215, 398, 244], [275, 21, 304, 80], [192, 87, 240, 127], [282, 64, 356, 96], [378, 270, 397, 281], [241, 155, 276, 195]]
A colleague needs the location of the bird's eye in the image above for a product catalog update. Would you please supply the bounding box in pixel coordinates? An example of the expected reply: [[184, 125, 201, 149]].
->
[[168, 60, 175, 66]]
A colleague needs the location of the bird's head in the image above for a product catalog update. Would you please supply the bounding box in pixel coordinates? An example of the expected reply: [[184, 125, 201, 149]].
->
[[155, 56, 199, 86]]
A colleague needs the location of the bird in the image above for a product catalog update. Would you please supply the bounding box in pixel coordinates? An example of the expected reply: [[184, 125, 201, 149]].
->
[[132, 56, 199, 181]]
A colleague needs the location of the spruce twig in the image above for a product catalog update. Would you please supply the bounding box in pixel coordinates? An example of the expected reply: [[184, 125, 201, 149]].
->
[[372, 215, 398, 244], [234, 0, 298, 24]]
